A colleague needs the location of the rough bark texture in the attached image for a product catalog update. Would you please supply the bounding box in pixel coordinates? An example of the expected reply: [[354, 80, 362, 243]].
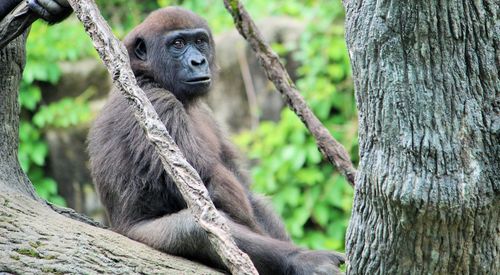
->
[[0, 188, 221, 274], [223, 0, 357, 186], [0, 29, 37, 199], [66, 1, 257, 274], [345, 0, 499, 274]]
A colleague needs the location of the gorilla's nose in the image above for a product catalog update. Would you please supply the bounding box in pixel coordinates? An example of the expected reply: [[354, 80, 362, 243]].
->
[[190, 56, 207, 67]]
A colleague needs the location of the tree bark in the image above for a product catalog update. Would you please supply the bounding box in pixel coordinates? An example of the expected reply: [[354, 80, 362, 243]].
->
[[0, 32, 37, 198], [0, 187, 221, 274], [345, 0, 499, 274]]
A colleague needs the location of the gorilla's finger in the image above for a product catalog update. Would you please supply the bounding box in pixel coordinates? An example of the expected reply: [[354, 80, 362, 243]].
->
[[54, 0, 71, 8], [36, 0, 64, 15], [27, 0, 51, 21], [27, 0, 72, 24]]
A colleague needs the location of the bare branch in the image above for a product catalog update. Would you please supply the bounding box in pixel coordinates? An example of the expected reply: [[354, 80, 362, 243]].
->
[[223, 0, 357, 186], [66, 0, 258, 274], [237, 46, 259, 130]]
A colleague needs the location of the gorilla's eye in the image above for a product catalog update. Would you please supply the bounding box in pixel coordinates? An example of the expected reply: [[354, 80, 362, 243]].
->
[[195, 38, 203, 45], [173, 39, 185, 49]]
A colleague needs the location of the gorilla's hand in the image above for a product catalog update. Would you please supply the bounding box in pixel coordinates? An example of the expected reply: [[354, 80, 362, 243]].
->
[[287, 250, 346, 275], [27, 0, 72, 24]]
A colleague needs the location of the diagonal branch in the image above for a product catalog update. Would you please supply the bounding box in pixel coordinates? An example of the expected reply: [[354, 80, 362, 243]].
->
[[223, 0, 357, 186], [66, 0, 258, 274]]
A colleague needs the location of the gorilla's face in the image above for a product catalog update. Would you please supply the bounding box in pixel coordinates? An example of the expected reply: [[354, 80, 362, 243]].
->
[[131, 27, 215, 102]]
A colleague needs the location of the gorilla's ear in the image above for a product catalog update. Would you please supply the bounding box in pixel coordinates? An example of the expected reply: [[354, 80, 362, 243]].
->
[[134, 38, 147, 61]]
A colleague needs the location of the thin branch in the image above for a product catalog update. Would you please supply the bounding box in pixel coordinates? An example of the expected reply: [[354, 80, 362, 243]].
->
[[237, 46, 259, 130], [66, 0, 258, 274], [223, 0, 357, 186]]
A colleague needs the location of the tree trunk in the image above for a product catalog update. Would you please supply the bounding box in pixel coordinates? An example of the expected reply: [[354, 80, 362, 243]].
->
[[345, 0, 499, 274], [0, 33, 37, 198], [0, 33, 220, 275], [0, 189, 222, 274]]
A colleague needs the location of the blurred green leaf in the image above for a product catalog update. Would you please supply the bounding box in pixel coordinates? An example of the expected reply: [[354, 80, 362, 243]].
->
[[312, 202, 330, 227], [30, 142, 48, 166], [33, 98, 91, 128], [281, 186, 301, 207], [19, 86, 41, 111]]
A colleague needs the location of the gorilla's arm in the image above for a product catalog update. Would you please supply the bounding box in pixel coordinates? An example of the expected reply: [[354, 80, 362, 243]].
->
[[126, 210, 225, 268], [147, 87, 259, 229]]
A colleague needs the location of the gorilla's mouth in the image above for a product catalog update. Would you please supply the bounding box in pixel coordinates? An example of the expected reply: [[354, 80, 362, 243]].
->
[[184, 76, 211, 84]]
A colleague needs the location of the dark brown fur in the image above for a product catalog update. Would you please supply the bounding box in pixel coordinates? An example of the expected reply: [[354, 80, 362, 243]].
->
[[88, 7, 344, 274]]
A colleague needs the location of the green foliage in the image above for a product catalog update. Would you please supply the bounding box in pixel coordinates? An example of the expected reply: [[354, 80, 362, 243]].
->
[[18, 18, 95, 206], [33, 96, 92, 129], [234, 0, 357, 251]]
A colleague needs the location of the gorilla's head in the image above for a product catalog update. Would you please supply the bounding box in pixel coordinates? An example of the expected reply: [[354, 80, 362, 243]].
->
[[124, 7, 216, 102]]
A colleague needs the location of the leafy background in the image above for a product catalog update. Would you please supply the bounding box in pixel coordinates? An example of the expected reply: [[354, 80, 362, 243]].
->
[[19, 0, 357, 252]]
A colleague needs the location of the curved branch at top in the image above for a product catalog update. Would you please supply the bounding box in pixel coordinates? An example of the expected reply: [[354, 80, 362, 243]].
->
[[223, 0, 357, 186]]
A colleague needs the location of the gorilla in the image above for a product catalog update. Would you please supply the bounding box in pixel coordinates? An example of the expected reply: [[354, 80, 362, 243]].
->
[[88, 7, 344, 275]]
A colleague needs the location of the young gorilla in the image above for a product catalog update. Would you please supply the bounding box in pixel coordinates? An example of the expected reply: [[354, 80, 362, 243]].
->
[[88, 7, 344, 275]]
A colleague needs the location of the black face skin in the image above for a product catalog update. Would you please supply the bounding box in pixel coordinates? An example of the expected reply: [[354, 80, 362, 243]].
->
[[133, 28, 213, 103]]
